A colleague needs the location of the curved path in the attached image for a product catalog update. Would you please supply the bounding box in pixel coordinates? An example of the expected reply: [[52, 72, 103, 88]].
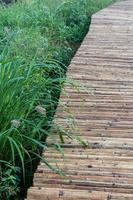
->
[[26, 0, 133, 199]]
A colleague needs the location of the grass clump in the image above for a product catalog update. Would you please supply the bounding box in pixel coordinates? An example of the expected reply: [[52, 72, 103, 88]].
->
[[0, 0, 116, 199]]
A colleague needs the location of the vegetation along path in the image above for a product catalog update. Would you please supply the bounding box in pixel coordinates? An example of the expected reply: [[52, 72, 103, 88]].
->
[[26, 0, 133, 199]]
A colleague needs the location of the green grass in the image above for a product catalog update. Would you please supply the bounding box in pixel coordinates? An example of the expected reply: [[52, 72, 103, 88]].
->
[[0, 0, 116, 199]]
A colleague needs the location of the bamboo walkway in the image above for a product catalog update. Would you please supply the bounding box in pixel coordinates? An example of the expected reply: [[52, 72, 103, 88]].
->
[[26, 0, 133, 199]]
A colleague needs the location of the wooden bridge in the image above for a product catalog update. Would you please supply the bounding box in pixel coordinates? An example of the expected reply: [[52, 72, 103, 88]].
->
[[26, 0, 133, 199]]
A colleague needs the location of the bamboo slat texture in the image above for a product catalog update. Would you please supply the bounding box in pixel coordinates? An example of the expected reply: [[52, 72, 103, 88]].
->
[[26, 0, 133, 199]]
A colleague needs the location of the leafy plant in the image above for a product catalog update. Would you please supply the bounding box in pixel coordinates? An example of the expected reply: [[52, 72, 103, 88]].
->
[[0, 162, 20, 200]]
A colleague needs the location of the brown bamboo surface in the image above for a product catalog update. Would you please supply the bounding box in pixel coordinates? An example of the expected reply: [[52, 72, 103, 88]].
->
[[26, 0, 133, 199]]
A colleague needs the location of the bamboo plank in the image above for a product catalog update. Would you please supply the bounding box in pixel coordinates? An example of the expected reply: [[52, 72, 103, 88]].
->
[[26, 1, 133, 199]]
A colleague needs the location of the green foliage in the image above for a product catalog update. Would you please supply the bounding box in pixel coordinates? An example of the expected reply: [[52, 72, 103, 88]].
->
[[0, 163, 20, 200], [0, 0, 116, 199]]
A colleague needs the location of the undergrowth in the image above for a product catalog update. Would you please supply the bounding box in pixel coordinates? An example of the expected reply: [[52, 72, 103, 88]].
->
[[0, 0, 116, 199]]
